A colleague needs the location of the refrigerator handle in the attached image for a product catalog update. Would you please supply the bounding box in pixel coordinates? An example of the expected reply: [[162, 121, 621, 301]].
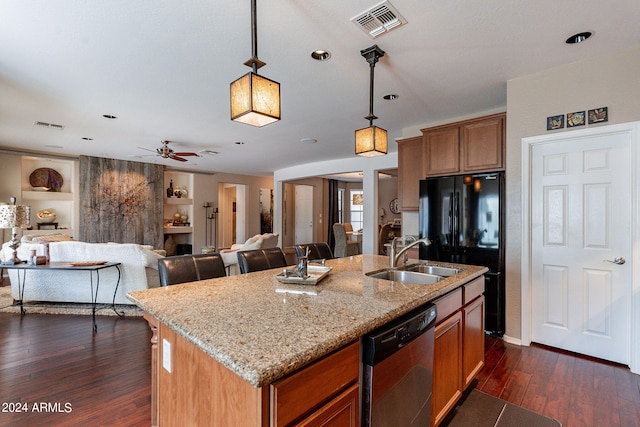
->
[[453, 191, 460, 250], [448, 192, 454, 245]]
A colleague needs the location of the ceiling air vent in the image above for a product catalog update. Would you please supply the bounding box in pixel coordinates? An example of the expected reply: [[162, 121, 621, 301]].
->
[[34, 121, 65, 130], [351, 1, 407, 39]]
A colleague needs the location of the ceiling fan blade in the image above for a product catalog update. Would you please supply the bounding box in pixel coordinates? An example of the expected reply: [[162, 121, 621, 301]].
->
[[173, 152, 199, 157], [137, 146, 158, 154], [171, 155, 188, 162]]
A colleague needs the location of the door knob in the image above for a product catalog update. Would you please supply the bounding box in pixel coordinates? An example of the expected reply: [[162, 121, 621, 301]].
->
[[604, 257, 625, 265]]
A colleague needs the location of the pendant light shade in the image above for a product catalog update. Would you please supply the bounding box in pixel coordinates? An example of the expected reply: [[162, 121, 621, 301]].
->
[[355, 45, 387, 157], [230, 0, 280, 127], [230, 71, 280, 127], [355, 125, 387, 157]]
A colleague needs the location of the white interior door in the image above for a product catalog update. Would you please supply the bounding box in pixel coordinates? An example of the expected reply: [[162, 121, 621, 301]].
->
[[294, 185, 313, 244], [530, 131, 631, 364]]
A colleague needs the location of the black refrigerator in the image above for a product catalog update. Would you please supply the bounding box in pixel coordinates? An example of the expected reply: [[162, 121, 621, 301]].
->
[[419, 172, 505, 336]]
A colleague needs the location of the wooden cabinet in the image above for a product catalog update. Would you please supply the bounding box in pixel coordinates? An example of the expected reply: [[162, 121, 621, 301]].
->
[[396, 113, 505, 211], [432, 310, 463, 426], [423, 113, 505, 177], [463, 295, 485, 388], [397, 136, 424, 211], [270, 342, 359, 426], [461, 115, 504, 172], [432, 275, 485, 426], [149, 316, 359, 427], [423, 126, 460, 176]]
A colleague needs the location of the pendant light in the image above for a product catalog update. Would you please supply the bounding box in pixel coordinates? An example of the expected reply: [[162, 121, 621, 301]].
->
[[230, 0, 280, 127], [355, 45, 387, 157]]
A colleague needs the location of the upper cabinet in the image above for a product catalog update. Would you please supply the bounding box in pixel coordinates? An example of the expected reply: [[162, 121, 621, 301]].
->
[[396, 136, 424, 211], [396, 113, 505, 211], [424, 113, 505, 176], [460, 114, 505, 172]]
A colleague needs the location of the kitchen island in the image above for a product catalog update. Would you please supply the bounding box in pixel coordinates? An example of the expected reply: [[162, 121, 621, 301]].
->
[[128, 254, 487, 426]]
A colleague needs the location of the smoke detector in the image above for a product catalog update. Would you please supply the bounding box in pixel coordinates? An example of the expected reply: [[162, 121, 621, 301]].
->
[[351, 1, 407, 39]]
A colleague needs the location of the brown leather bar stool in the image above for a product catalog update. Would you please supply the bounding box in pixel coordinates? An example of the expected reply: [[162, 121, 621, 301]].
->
[[158, 253, 226, 286], [237, 247, 288, 274], [294, 243, 334, 262]]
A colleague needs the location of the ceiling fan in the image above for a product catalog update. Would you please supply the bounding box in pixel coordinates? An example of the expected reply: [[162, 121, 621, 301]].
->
[[140, 140, 200, 162]]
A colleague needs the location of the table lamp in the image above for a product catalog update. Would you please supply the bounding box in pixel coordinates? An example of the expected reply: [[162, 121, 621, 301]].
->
[[0, 197, 31, 265]]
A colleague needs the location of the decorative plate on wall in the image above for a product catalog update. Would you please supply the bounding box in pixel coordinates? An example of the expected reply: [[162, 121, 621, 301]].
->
[[29, 168, 63, 191], [389, 198, 399, 214]]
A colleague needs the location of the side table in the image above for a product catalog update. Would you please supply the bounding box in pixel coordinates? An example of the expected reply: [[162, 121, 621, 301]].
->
[[2, 261, 123, 332]]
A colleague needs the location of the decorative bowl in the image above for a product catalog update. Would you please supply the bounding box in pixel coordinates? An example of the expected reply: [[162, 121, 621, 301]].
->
[[36, 210, 57, 223]]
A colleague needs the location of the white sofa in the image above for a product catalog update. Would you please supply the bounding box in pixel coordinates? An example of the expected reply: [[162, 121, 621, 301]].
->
[[1, 240, 163, 305]]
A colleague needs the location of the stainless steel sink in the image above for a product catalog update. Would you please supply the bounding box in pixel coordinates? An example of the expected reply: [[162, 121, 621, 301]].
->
[[401, 264, 462, 277], [366, 269, 442, 285]]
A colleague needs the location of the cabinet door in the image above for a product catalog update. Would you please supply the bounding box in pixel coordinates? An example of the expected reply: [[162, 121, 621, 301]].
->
[[424, 126, 460, 176], [397, 136, 424, 211], [297, 384, 359, 427], [432, 311, 463, 427], [463, 295, 485, 388], [460, 115, 504, 171], [270, 342, 359, 426]]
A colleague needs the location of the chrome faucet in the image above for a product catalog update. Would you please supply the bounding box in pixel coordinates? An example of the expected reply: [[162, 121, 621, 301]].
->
[[389, 237, 431, 267]]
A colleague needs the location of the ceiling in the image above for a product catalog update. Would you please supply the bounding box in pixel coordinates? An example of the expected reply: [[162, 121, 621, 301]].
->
[[1, 1, 639, 176]]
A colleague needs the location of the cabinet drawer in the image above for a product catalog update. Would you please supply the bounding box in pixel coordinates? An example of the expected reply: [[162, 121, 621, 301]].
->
[[434, 287, 462, 324], [463, 276, 484, 305], [270, 341, 359, 426]]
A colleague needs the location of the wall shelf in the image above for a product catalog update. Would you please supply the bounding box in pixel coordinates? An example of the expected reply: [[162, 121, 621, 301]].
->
[[22, 190, 74, 201], [163, 226, 194, 234], [165, 197, 193, 205]]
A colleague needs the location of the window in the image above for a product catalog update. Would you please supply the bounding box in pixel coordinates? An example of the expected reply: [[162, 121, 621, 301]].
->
[[349, 190, 363, 231]]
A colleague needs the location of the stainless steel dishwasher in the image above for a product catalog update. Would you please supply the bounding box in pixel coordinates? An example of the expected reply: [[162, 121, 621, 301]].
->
[[362, 303, 437, 426]]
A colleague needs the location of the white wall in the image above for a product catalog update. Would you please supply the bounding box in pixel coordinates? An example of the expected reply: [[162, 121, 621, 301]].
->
[[505, 44, 640, 341]]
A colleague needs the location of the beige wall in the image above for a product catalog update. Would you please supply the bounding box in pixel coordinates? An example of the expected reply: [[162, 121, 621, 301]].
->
[[505, 45, 640, 340]]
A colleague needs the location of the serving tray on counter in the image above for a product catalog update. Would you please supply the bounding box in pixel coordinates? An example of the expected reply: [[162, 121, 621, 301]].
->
[[275, 265, 332, 285]]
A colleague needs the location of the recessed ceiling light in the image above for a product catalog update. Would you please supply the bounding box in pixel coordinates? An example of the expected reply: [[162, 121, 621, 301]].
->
[[44, 144, 63, 149], [311, 50, 331, 61], [102, 114, 117, 119], [300, 138, 317, 144], [199, 149, 219, 155], [565, 31, 592, 44], [383, 94, 399, 100], [82, 137, 93, 141]]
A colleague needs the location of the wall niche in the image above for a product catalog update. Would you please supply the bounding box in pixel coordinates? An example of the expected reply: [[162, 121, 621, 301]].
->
[[78, 156, 163, 248]]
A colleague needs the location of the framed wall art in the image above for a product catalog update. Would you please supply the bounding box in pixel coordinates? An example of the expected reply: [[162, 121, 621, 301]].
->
[[547, 114, 564, 130], [588, 107, 608, 124], [567, 111, 585, 127]]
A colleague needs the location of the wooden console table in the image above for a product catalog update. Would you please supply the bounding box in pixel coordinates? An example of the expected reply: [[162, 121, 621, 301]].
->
[[2, 262, 122, 332]]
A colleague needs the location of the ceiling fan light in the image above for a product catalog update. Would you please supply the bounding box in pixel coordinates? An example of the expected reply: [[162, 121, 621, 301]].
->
[[230, 72, 280, 127], [355, 125, 387, 157]]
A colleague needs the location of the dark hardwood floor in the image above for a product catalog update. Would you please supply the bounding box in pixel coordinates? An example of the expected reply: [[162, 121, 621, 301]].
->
[[1, 307, 639, 426], [0, 311, 151, 427], [476, 335, 640, 427]]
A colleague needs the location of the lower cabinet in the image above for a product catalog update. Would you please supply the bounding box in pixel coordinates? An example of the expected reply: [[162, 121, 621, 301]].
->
[[432, 311, 463, 426], [146, 315, 359, 427], [270, 342, 360, 426], [432, 276, 485, 426]]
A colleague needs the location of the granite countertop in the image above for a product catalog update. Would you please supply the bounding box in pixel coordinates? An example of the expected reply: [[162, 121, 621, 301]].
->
[[127, 254, 487, 387]]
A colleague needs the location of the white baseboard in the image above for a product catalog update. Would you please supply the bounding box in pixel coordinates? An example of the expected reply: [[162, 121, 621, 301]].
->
[[501, 334, 522, 346]]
